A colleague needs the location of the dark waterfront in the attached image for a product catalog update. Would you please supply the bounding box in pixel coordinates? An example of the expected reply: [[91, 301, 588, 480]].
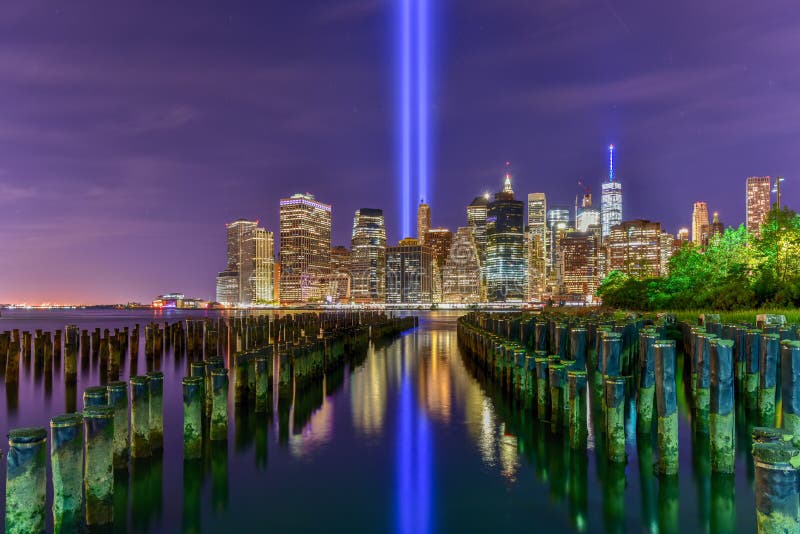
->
[[1, 310, 757, 532]]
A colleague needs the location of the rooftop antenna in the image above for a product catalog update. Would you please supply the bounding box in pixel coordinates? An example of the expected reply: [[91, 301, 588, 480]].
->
[[608, 144, 615, 182]]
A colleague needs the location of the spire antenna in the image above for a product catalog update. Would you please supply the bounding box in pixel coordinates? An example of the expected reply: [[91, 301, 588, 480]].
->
[[608, 144, 615, 182]]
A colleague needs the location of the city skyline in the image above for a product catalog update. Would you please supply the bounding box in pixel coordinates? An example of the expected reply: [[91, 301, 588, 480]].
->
[[1, 1, 798, 304]]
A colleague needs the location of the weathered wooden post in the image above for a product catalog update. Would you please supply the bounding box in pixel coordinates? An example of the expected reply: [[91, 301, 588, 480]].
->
[[605, 376, 626, 463], [83, 405, 114, 527], [147, 371, 164, 450], [780, 341, 800, 438], [638, 331, 657, 433], [568, 370, 587, 450], [211, 368, 229, 441], [5, 427, 47, 534], [182, 376, 204, 459], [50, 414, 84, 533], [255, 355, 268, 413], [655, 340, 678, 475], [83, 385, 108, 409], [569, 327, 587, 371], [759, 334, 780, 426], [130, 376, 151, 458], [746, 329, 762, 407], [535, 357, 549, 419], [695, 333, 715, 430], [752, 441, 800, 533], [709, 339, 735, 473], [107, 381, 129, 469], [549, 362, 566, 431]]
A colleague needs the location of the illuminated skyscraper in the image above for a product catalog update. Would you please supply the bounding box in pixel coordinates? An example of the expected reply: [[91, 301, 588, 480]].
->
[[746, 176, 772, 237], [279, 193, 332, 304], [560, 232, 599, 303], [351, 208, 387, 303], [467, 195, 489, 260], [692, 201, 710, 246], [386, 238, 433, 304], [547, 206, 571, 285], [576, 193, 601, 233], [216, 219, 272, 306], [327, 246, 351, 302], [486, 172, 525, 302], [677, 228, 690, 243], [425, 227, 453, 303], [417, 202, 431, 244], [442, 227, 481, 304], [660, 232, 675, 276], [710, 212, 725, 239], [526, 193, 547, 301], [601, 145, 623, 239], [253, 228, 275, 304], [606, 219, 663, 278], [215, 270, 238, 307]]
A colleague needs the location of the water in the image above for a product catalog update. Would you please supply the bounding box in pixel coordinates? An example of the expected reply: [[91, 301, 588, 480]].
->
[[0, 310, 758, 532]]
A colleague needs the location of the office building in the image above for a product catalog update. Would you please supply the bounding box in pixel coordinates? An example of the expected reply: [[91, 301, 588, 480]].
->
[[253, 228, 275, 303], [576, 193, 601, 233], [486, 172, 526, 302], [327, 246, 351, 303], [467, 195, 489, 262], [547, 206, 571, 285], [746, 176, 772, 237], [279, 193, 332, 304], [692, 201, 710, 246], [417, 202, 431, 244], [527, 193, 547, 301], [601, 145, 623, 238], [560, 231, 599, 302], [710, 212, 725, 240], [606, 219, 664, 278], [442, 227, 482, 304], [350, 209, 387, 303], [215, 270, 239, 307], [386, 238, 433, 304]]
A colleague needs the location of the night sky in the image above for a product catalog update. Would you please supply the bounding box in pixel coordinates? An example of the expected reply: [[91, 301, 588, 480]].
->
[[1, 0, 797, 304]]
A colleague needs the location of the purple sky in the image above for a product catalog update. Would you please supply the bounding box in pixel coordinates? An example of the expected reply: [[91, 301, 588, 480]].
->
[[0, 0, 797, 304]]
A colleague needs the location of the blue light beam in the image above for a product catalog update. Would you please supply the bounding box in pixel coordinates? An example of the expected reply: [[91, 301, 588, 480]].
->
[[401, 0, 412, 237], [416, 0, 429, 207]]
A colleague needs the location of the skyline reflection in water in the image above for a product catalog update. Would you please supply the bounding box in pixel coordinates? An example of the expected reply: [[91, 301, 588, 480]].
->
[[0, 310, 757, 532]]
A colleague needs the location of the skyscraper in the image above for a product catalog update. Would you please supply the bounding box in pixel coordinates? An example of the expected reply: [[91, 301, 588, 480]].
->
[[215, 270, 238, 307], [692, 201, 710, 246], [216, 219, 272, 307], [386, 238, 433, 304], [425, 227, 453, 303], [576, 193, 601, 233], [746, 176, 772, 237], [710, 212, 725, 239], [486, 172, 526, 302], [547, 206, 571, 285], [350, 208, 387, 303], [279, 193, 332, 304], [467, 195, 489, 262], [442, 227, 481, 304], [560, 232, 599, 303], [526, 193, 547, 301], [253, 227, 275, 304], [327, 246, 351, 303], [606, 219, 663, 278], [601, 145, 623, 239], [417, 202, 431, 245]]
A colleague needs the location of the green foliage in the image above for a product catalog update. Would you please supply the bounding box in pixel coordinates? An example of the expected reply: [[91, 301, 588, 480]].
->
[[597, 207, 800, 310]]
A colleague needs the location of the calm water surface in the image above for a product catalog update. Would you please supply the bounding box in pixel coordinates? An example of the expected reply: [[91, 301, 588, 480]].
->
[[0, 310, 757, 532]]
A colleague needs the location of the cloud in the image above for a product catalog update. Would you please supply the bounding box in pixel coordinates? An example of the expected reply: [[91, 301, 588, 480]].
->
[[114, 105, 199, 134], [0, 180, 36, 202]]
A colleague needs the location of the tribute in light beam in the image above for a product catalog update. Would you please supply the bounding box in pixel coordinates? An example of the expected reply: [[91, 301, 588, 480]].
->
[[417, 0, 429, 207], [400, 0, 412, 237], [396, 0, 432, 238]]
